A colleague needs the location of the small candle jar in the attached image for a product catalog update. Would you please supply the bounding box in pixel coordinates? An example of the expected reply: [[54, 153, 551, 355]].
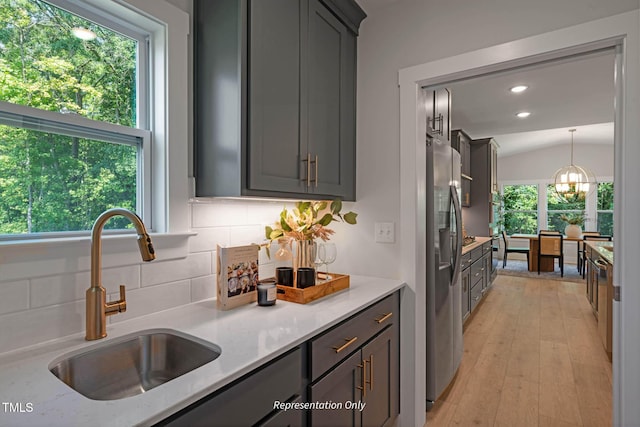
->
[[257, 279, 277, 306]]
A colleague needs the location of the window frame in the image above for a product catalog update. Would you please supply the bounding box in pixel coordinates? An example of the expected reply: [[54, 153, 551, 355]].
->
[[596, 181, 614, 236], [0, 0, 153, 240]]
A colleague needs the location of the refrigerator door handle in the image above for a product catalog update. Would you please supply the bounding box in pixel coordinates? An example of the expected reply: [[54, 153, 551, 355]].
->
[[450, 184, 463, 286]]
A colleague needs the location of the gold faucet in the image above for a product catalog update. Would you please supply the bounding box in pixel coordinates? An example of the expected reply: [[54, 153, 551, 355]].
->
[[86, 208, 156, 340]]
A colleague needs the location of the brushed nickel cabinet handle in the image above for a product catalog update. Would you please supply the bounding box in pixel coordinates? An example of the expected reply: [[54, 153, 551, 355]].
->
[[375, 312, 393, 324], [333, 337, 358, 353]]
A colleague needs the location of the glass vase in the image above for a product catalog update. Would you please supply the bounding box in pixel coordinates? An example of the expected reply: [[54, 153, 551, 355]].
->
[[294, 239, 317, 271]]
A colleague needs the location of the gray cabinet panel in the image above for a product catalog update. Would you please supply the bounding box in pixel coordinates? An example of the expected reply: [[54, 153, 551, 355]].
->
[[310, 293, 396, 381], [361, 327, 398, 427], [461, 267, 470, 321], [195, 0, 361, 200], [249, 0, 304, 193], [258, 395, 304, 427], [159, 348, 302, 427], [309, 350, 363, 427], [307, 0, 356, 199]]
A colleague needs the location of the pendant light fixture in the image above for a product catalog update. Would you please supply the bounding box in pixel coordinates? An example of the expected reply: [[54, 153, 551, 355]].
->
[[553, 129, 596, 200]]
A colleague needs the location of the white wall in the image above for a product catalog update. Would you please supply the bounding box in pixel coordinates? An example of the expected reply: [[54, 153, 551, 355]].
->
[[499, 143, 614, 181]]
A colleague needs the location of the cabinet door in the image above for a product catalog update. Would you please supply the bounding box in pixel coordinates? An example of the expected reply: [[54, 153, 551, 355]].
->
[[309, 350, 363, 427], [490, 142, 498, 193], [307, 0, 356, 200], [482, 253, 491, 290], [248, 0, 305, 194], [461, 268, 470, 321], [361, 327, 398, 427]]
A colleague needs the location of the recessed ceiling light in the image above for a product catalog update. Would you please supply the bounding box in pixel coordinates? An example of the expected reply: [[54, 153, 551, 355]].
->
[[516, 111, 531, 118], [510, 85, 528, 93], [72, 27, 97, 41]]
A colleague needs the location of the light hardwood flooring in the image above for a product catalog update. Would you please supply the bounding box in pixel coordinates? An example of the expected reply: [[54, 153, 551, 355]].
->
[[426, 274, 613, 427]]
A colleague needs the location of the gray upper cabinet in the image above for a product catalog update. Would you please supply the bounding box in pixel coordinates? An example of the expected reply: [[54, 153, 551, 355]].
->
[[425, 87, 451, 143], [195, 0, 365, 201], [451, 129, 472, 207]]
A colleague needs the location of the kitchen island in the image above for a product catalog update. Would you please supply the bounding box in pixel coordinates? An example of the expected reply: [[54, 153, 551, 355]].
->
[[0, 275, 404, 427]]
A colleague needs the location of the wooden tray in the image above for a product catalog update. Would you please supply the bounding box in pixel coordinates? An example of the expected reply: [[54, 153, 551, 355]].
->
[[276, 273, 350, 304]]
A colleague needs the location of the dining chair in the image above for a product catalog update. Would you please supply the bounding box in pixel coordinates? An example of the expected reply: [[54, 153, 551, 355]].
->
[[578, 231, 600, 275], [582, 234, 613, 278], [502, 231, 530, 268], [538, 231, 564, 277]]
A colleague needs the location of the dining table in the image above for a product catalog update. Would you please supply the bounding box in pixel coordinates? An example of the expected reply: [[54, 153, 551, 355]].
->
[[510, 233, 582, 272]]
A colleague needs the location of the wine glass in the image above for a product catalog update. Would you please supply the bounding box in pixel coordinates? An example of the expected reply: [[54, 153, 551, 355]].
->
[[318, 243, 337, 280]]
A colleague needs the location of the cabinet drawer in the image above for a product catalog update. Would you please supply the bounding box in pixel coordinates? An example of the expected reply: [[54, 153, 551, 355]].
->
[[470, 247, 483, 263], [310, 292, 398, 381], [460, 252, 472, 270], [470, 281, 483, 312], [161, 348, 302, 427], [470, 259, 485, 287], [482, 242, 492, 254]]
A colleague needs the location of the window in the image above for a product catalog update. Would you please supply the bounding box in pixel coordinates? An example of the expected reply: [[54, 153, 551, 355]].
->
[[597, 182, 614, 236], [0, 0, 150, 237], [546, 184, 586, 232], [502, 184, 538, 234]]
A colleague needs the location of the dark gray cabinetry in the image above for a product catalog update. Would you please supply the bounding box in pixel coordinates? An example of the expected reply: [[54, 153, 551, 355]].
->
[[451, 129, 472, 207], [195, 0, 364, 201], [309, 292, 399, 427], [460, 252, 471, 321], [465, 138, 499, 237], [158, 348, 303, 427], [462, 241, 494, 323], [425, 88, 451, 143]]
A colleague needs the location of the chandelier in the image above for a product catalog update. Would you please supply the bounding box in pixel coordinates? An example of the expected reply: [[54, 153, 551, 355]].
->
[[553, 129, 596, 199]]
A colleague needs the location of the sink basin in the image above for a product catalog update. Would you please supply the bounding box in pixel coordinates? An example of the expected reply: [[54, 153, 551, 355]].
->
[[49, 329, 221, 400]]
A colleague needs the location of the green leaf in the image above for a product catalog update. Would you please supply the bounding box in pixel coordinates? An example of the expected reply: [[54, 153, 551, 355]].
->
[[318, 213, 333, 226], [269, 229, 284, 240], [298, 201, 311, 213], [330, 199, 342, 215], [343, 211, 358, 225], [265, 226, 274, 240], [317, 201, 328, 211], [279, 217, 292, 232]]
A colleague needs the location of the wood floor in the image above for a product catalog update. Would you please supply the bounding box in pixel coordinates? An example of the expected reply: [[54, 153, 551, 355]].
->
[[426, 274, 613, 427]]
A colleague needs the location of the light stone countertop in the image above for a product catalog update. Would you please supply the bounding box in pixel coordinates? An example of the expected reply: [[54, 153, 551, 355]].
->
[[585, 240, 614, 265], [461, 236, 492, 255], [0, 275, 404, 427]]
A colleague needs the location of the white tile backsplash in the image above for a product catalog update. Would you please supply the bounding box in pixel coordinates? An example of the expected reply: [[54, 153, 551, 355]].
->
[[141, 252, 211, 287], [0, 280, 29, 315], [0, 199, 283, 354], [109, 280, 191, 323], [190, 274, 216, 301]]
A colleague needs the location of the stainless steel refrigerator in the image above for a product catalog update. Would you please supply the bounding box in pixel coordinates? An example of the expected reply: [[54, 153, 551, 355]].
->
[[425, 134, 463, 409]]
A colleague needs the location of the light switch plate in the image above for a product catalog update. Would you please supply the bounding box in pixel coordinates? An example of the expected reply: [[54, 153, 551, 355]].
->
[[375, 222, 395, 243]]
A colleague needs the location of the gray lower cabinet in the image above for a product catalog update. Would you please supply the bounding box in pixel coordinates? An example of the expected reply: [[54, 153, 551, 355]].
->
[[461, 267, 470, 321], [462, 242, 494, 323], [157, 348, 303, 427], [309, 292, 399, 427], [157, 291, 400, 427], [195, 0, 364, 200], [310, 326, 398, 427]]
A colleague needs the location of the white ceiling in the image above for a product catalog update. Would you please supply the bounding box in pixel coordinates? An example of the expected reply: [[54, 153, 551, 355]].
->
[[446, 49, 616, 157]]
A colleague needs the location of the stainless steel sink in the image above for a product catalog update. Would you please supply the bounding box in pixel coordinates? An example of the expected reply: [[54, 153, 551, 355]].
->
[[49, 329, 221, 400]]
